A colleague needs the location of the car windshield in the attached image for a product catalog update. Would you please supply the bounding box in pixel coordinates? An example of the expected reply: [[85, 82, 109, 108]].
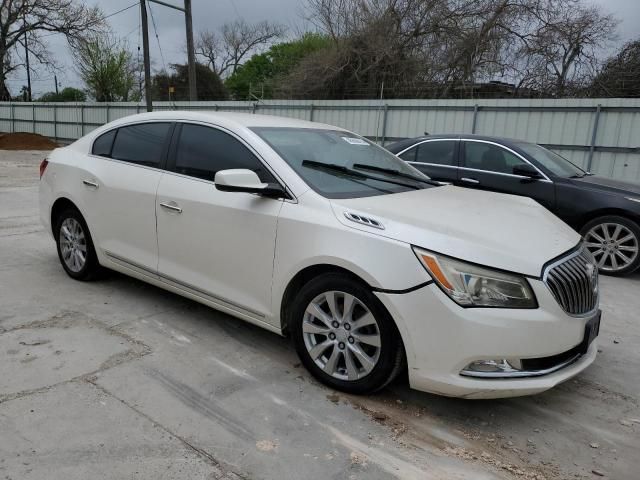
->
[[516, 142, 587, 178], [251, 127, 433, 199]]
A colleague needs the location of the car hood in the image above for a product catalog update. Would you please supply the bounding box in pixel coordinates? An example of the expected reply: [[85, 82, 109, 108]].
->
[[571, 175, 640, 196], [330, 186, 580, 277]]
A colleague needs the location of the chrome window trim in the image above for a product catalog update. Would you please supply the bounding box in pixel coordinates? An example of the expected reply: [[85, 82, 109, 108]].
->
[[461, 138, 552, 182], [408, 161, 458, 170], [458, 166, 552, 183], [395, 138, 458, 167]]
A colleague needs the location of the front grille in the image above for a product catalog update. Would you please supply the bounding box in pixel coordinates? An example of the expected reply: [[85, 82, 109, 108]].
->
[[544, 246, 599, 315]]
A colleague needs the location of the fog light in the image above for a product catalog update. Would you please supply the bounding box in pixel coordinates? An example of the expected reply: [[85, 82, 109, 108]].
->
[[461, 359, 521, 377]]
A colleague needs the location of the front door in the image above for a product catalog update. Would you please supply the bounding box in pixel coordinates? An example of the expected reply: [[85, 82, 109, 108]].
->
[[457, 140, 556, 211], [156, 122, 284, 322]]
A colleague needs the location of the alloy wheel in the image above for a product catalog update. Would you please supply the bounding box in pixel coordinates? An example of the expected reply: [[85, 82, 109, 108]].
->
[[584, 222, 639, 273], [59, 217, 87, 273], [302, 291, 381, 381]]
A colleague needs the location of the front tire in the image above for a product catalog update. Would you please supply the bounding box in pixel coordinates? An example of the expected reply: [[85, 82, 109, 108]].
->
[[581, 215, 640, 276], [290, 273, 404, 394], [54, 207, 100, 281]]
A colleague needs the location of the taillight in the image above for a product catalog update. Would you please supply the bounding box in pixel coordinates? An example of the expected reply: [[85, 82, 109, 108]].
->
[[39, 159, 49, 179]]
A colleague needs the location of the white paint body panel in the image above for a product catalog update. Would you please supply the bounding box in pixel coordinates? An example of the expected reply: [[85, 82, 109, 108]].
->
[[40, 111, 597, 398]]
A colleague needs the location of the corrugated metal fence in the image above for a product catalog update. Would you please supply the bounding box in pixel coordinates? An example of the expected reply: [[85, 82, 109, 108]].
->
[[1, 98, 639, 181]]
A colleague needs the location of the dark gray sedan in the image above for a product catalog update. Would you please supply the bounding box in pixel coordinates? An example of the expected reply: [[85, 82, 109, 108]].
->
[[387, 135, 640, 276]]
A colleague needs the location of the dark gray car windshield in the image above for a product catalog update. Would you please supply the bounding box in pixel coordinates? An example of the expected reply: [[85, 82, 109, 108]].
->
[[252, 127, 433, 198], [516, 142, 586, 178]]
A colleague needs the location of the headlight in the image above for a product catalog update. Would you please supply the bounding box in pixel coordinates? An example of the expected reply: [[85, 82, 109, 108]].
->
[[413, 247, 536, 308]]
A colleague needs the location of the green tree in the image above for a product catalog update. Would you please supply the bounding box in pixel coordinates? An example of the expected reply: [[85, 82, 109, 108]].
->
[[224, 33, 330, 99], [74, 35, 138, 101], [38, 87, 87, 102], [152, 63, 228, 101]]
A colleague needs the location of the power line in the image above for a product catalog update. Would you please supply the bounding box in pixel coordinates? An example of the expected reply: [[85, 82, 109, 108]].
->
[[147, 2, 168, 73], [39, 2, 139, 39]]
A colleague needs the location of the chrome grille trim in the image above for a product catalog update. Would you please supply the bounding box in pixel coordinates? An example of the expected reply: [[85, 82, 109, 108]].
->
[[543, 246, 599, 316]]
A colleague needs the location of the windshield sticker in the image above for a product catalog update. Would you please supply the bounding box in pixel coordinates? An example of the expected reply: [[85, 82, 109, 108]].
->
[[342, 137, 369, 146]]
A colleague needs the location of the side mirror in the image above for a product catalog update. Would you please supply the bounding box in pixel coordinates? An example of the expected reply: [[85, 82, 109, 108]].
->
[[513, 164, 543, 181], [214, 169, 288, 199]]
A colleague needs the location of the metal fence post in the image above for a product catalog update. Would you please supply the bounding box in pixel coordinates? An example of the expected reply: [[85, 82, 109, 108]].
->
[[587, 104, 602, 172], [471, 104, 479, 134], [53, 104, 58, 143], [106, 103, 110, 123], [380, 104, 389, 146], [252, 102, 257, 114], [80, 104, 85, 137], [10, 103, 14, 133], [309, 103, 315, 122], [32, 103, 36, 133]]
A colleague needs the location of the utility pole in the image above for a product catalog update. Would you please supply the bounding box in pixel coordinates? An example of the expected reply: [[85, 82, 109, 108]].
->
[[140, 0, 153, 112], [23, 17, 32, 102], [142, 0, 197, 104], [184, 0, 197, 101], [54, 75, 59, 95]]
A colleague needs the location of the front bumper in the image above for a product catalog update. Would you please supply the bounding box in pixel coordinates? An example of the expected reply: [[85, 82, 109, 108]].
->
[[375, 279, 599, 399]]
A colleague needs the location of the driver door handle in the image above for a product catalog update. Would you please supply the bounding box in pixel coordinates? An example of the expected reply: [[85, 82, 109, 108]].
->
[[82, 179, 99, 189], [461, 177, 480, 185], [160, 201, 182, 213]]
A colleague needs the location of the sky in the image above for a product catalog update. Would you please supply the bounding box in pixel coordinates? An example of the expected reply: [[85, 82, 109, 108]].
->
[[9, 0, 639, 98]]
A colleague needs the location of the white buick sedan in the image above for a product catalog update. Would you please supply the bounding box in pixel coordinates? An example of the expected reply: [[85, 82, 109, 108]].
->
[[39, 111, 600, 398]]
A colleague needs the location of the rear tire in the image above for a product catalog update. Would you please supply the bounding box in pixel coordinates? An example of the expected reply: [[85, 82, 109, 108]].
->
[[290, 273, 404, 394], [54, 207, 101, 281], [581, 215, 640, 276]]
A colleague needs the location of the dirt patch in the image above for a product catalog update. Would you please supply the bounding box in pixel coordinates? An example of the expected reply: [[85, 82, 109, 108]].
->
[[0, 132, 58, 150]]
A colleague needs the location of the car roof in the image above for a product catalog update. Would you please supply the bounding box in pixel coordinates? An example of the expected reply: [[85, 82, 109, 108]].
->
[[102, 110, 343, 132], [385, 134, 529, 153]]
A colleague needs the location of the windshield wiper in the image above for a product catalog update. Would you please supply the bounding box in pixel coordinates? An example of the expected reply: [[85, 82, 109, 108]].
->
[[301, 160, 423, 189], [352, 163, 440, 186]]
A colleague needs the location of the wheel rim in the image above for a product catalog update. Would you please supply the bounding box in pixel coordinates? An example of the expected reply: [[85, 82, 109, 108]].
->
[[302, 291, 381, 381], [59, 217, 87, 273], [584, 222, 639, 272]]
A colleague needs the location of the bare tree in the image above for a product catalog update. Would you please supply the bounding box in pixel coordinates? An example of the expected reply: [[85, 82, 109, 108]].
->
[[506, 0, 618, 96], [195, 20, 286, 77], [0, 0, 105, 100]]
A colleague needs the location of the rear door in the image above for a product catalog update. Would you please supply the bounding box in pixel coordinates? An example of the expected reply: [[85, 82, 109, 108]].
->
[[457, 140, 556, 211], [156, 122, 284, 321], [397, 139, 459, 184], [83, 122, 173, 272]]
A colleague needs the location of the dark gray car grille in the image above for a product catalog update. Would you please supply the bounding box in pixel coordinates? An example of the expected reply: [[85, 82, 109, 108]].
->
[[544, 247, 599, 315]]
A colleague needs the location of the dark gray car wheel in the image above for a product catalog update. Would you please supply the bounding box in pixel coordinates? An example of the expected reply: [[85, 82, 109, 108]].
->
[[581, 215, 640, 276], [55, 208, 100, 280]]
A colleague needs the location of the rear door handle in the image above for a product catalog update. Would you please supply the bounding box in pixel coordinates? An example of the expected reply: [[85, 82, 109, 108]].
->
[[461, 177, 480, 185], [82, 179, 99, 189], [160, 201, 182, 213]]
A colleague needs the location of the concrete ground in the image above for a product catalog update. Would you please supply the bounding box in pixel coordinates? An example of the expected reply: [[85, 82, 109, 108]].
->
[[1, 149, 638, 480]]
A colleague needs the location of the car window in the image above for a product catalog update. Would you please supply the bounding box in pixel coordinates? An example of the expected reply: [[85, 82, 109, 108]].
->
[[416, 141, 456, 166], [175, 124, 275, 183], [92, 129, 116, 157], [515, 142, 585, 178], [398, 147, 416, 162], [111, 123, 171, 167], [463, 142, 526, 175]]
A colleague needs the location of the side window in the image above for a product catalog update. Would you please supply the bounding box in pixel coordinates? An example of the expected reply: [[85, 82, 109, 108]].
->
[[111, 123, 172, 167], [92, 129, 116, 157], [416, 141, 456, 166], [463, 142, 526, 175], [398, 147, 416, 162], [175, 124, 276, 183]]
